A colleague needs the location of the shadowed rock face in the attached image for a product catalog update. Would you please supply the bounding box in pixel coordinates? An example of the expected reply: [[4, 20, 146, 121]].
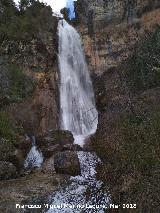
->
[[54, 151, 81, 176]]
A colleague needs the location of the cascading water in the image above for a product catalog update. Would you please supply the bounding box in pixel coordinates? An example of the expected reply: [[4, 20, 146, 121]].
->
[[47, 152, 109, 213], [58, 20, 98, 146], [46, 20, 109, 213], [24, 136, 43, 168]]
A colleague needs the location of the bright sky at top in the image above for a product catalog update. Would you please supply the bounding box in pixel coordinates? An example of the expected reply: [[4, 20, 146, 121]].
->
[[14, 0, 67, 12]]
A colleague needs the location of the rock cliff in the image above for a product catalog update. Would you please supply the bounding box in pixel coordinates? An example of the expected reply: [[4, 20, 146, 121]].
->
[[75, 0, 160, 211]]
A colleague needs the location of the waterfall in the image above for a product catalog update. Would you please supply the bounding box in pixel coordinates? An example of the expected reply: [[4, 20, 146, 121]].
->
[[58, 20, 98, 146], [46, 20, 109, 213]]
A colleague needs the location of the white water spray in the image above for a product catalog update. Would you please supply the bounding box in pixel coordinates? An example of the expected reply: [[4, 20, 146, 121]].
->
[[47, 152, 109, 213], [24, 136, 43, 168], [58, 20, 98, 146]]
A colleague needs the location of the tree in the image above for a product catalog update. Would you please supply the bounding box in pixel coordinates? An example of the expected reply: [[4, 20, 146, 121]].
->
[[19, 0, 35, 12]]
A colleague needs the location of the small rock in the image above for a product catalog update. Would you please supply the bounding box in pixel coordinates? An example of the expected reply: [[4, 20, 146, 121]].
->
[[0, 161, 17, 180], [62, 144, 83, 152], [54, 151, 81, 176]]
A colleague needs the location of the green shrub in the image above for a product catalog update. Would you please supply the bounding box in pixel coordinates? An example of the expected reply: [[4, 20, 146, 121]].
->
[[0, 110, 18, 161], [124, 27, 160, 92], [7, 64, 34, 101], [0, 110, 14, 140], [0, 110, 25, 160], [0, 137, 15, 161]]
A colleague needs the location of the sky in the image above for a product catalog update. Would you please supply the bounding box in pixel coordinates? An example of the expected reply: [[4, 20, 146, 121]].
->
[[14, 0, 75, 15], [66, 0, 75, 18]]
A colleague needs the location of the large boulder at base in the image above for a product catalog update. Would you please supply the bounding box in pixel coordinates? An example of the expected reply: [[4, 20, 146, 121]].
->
[[54, 151, 81, 176], [0, 161, 17, 180], [36, 130, 74, 158]]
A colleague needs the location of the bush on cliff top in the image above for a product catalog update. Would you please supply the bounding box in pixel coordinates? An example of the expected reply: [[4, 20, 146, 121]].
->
[[0, 0, 55, 41]]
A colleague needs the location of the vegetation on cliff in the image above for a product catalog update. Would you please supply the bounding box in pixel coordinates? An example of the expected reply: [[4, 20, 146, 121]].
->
[[124, 27, 160, 92], [0, 62, 34, 102], [0, 0, 57, 163], [92, 27, 160, 212], [0, 109, 25, 162]]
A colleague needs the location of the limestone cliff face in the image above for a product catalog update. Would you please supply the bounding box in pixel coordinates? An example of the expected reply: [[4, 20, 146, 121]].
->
[[75, 0, 160, 28], [76, 7, 160, 75], [76, 3, 160, 131]]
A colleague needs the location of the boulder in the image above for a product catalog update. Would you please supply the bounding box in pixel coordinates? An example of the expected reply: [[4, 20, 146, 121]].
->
[[36, 130, 74, 158], [9, 149, 25, 171], [15, 136, 32, 157], [54, 151, 81, 176], [0, 161, 17, 180], [42, 156, 56, 174], [9, 136, 32, 170]]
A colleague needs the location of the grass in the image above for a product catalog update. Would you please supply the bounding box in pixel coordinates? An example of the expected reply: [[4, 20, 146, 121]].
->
[[119, 112, 160, 171]]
